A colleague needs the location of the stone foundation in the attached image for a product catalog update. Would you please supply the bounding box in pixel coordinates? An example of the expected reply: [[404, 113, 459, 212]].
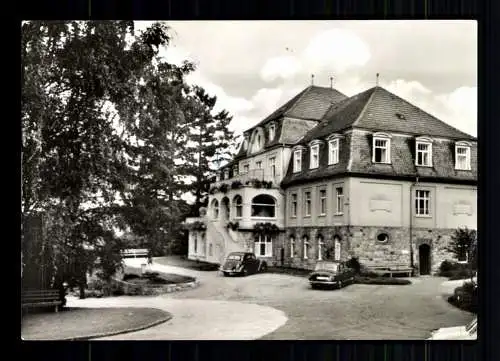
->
[[275, 226, 459, 273]]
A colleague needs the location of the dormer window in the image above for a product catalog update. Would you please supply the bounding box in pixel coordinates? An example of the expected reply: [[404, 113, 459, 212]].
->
[[232, 165, 239, 176], [328, 138, 339, 165], [416, 137, 433, 167], [250, 128, 265, 153], [224, 169, 229, 180], [268, 124, 275, 141], [293, 149, 302, 173], [455, 142, 472, 170], [372, 133, 392, 164], [216, 172, 221, 182], [309, 144, 319, 169]]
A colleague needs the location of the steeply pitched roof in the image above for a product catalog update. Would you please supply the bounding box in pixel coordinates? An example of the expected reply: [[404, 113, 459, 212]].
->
[[254, 85, 348, 128], [301, 86, 476, 143]]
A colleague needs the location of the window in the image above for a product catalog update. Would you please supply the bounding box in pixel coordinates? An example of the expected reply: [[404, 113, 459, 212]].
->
[[256, 160, 262, 169], [376, 233, 389, 243], [243, 164, 249, 173], [319, 189, 327, 215], [269, 125, 275, 141], [335, 187, 344, 214], [212, 199, 219, 219], [269, 157, 276, 178], [251, 195, 276, 218], [233, 195, 243, 218], [304, 191, 312, 216], [303, 236, 309, 260], [317, 236, 324, 261], [415, 190, 431, 216], [216, 172, 221, 182], [290, 236, 295, 257], [455, 145, 471, 170], [310, 144, 319, 169], [328, 139, 339, 165], [224, 169, 229, 180], [373, 137, 391, 163], [255, 234, 273, 257], [233, 165, 239, 176], [416, 141, 432, 166], [333, 236, 341, 261], [291, 193, 298, 217], [293, 150, 302, 173], [194, 233, 198, 253]]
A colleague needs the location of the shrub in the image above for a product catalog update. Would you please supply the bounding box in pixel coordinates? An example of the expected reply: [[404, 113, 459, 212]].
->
[[449, 281, 478, 313], [354, 276, 411, 285], [123, 274, 140, 281], [231, 181, 243, 189], [438, 260, 474, 279], [345, 257, 361, 274]]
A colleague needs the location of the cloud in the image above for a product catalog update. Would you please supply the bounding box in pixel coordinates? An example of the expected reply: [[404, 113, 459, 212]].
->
[[260, 56, 302, 82], [436, 86, 477, 136]]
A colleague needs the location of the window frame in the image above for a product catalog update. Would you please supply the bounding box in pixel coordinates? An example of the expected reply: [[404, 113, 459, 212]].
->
[[293, 149, 302, 173], [254, 234, 273, 257], [291, 193, 298, 218], [319, 189, 327, 216], [317, 236, 324, 261], [328, 138, 339, 165], [415, 138, 433, 167], [372, 134, 392, 164], [303, 236, 309, 260], [269, 156, 276, 177], [415, 189, 431, 217], [304, 191, 312, 217], [234, 195, 243, 218], [269, 125, 275, 141], [335, 186, 344, 215], [310, 144, 320, 169], [455, 144, 472, 171], [290, 236, 295, 257]]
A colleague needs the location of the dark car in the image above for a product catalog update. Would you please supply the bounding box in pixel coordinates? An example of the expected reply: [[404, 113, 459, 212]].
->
[[220, 252, 267, 276], [308, 261, 356, 289]]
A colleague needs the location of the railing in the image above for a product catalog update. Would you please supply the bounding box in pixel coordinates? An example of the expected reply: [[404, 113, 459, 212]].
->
[[212, 169, 282, 189]]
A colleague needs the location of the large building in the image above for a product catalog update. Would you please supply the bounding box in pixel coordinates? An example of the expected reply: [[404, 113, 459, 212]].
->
[[184, 84, 477, 275]]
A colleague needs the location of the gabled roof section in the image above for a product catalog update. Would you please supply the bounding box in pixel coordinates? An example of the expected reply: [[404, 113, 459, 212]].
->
[[300, 86, 476, 144]]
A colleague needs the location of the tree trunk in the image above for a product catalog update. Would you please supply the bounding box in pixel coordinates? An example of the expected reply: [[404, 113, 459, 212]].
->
[[79, 283, 85, 299]]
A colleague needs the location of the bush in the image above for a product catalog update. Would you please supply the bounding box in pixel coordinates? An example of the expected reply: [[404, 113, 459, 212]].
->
[[354, 276, 411, 285], [438, 260, 474, 279], [345, 257, 361, 274], [449, 281, 477, 313]]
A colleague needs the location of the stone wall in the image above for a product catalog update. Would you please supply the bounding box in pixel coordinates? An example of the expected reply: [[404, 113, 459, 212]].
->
[[275, 225, 460, 273]]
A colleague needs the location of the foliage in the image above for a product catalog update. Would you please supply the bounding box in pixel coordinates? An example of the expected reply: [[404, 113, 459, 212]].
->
[[227, 221, 239, 231], [447, 227, 477, 263], [345, 257, 361, 274], [437, 260, 475, 279], [253, 222, 280, 234], [219, 183, 229, 193], [231, 180, 243, 189], [448, 282, 478, 313]]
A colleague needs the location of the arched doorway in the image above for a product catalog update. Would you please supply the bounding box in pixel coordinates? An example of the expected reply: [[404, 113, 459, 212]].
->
[[221, 197, 230, 221], [419, 244, 431, 275]]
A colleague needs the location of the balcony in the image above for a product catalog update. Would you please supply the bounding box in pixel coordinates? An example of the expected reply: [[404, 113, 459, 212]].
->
[[212, 169, 281, 189]]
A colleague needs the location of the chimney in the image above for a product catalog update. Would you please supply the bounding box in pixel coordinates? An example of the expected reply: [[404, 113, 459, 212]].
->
[[376, 73, 380, 86], [311, 74, 315, 86], [330, 76, 334, 89]]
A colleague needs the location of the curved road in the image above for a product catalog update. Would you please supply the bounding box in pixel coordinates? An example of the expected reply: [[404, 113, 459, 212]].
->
[[69, 258, 474, 340]]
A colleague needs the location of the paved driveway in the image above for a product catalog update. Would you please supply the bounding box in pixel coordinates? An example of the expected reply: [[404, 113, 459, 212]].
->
[[70, 258, 475, 340], [150, 259, 474, 340]]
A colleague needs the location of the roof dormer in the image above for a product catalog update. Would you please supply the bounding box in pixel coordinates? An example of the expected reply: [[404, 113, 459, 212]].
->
[[415, 136, 433, 167], [249, 127, 265, 154]]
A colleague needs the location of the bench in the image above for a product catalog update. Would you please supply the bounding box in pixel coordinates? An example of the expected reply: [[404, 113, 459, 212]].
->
[[22, 289, 62, 313], [121, 248, 149, 259], [365, 263, 413, 277]]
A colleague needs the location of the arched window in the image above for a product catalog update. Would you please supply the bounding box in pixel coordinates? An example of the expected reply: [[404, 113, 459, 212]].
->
[[290, 236, 295, 257], [317, 235, 324, 261], [211, 199, 219, 219], [251, 195, 276, 218], [233, 195, 243, 218], [303, 236, 309, 260], [333, 235, 341, 261]]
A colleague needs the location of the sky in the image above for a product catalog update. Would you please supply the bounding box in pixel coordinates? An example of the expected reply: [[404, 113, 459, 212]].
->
[[134, 20, 477, 138]]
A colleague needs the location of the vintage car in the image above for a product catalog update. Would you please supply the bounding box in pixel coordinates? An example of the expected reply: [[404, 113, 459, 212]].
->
[[220, 252, 268, 277], [308, 261, 356, 289], [428, 317, 477, 340]]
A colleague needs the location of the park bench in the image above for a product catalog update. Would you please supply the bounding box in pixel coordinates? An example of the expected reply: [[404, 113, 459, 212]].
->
[[364, 263, 413, 277], [121, 248, 149, 259], [21, 289, 62, 313]]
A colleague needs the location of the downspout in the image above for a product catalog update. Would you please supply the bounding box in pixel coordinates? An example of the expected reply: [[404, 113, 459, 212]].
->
[[409, 177, 419, 271]]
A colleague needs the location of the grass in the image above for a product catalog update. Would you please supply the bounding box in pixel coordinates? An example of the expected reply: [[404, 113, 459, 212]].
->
[[123, 268, 196, 284], [21, 307, 171, 340], [154, 255, 220, 271]]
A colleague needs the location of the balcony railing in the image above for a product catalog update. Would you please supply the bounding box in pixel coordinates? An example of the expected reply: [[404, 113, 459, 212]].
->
[[212, 169, 281, 189]]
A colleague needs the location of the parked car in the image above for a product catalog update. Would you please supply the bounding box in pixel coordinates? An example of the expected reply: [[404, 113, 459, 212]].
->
[[220, 252, 267, 277], [308, 261, 356, 289], [428, 317, 477, 340]]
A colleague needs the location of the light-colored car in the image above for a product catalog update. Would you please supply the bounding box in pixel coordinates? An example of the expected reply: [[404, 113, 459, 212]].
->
[[428, 317, 477, 340]]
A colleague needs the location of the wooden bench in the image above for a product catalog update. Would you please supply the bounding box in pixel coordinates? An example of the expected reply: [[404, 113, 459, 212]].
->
[[365, 263, 413, 277], [121, 248, 149, 259], [22, 289, 62, 313]]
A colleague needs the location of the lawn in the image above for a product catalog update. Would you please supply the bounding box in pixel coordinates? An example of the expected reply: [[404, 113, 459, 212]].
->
[[123, 270, 196, 285], [154, 255, 220, 271], [21, 307, 172, 340]]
